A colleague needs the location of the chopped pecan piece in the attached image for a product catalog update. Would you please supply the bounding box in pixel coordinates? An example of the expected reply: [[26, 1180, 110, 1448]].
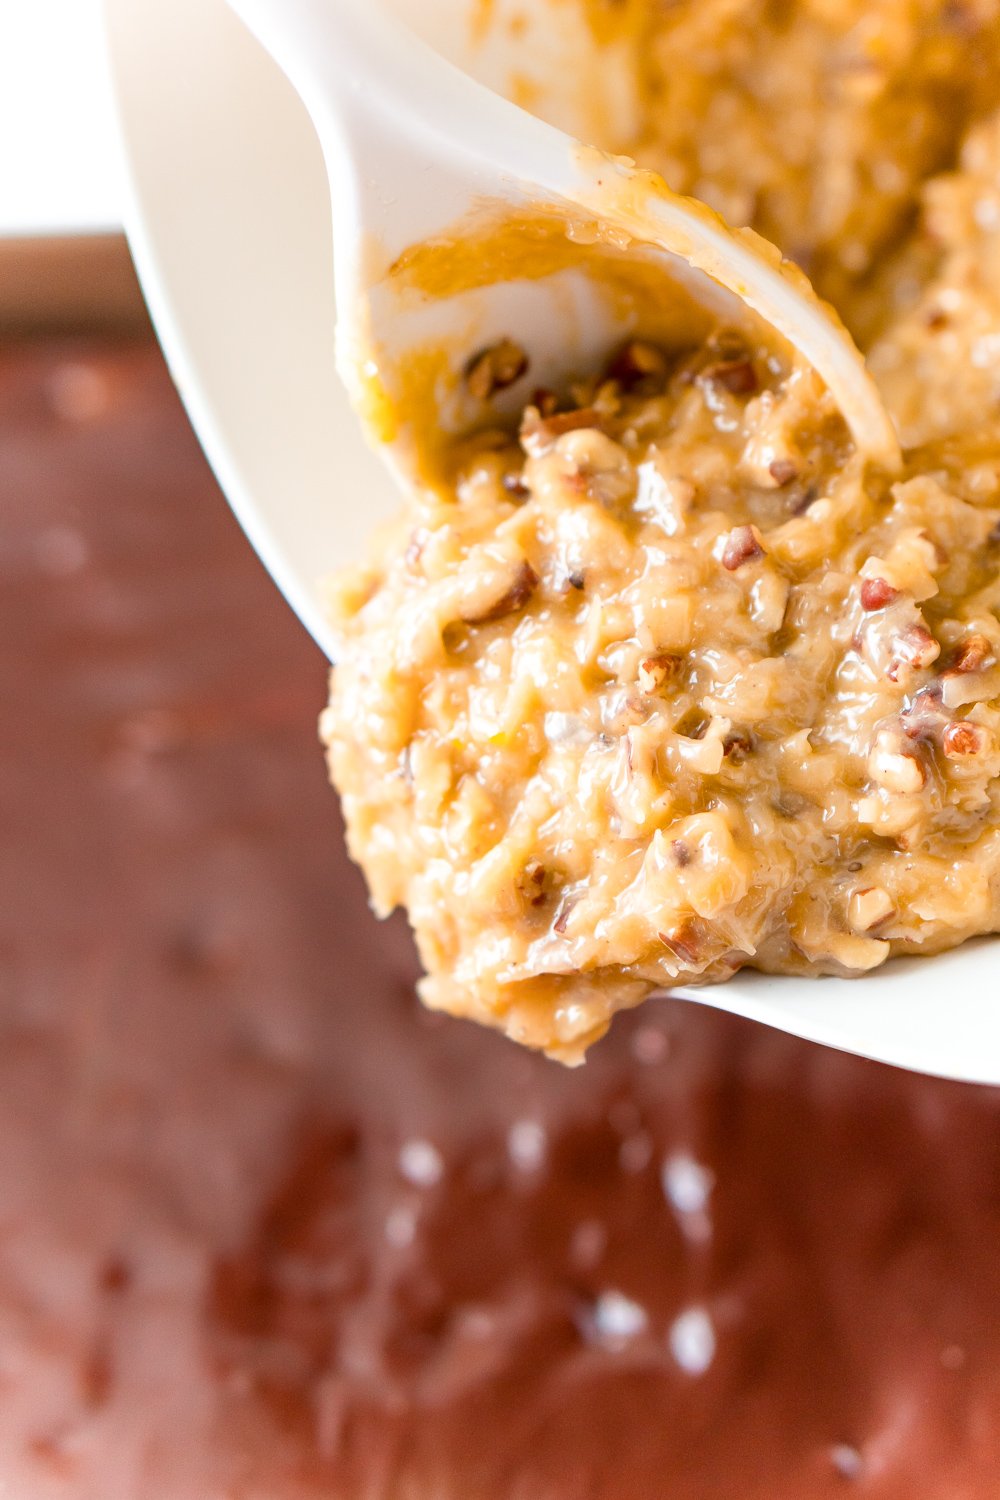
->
[[553, 896, 577, 934], [789, 484, 819, 516], [860, 576, 899, 611], [699, 358, 758, 396], [887, 624, 940, 680], [637, 653, 681, 695], [707, 327, 750, 358], [722, 730, 755, 762], [919, 531, 949, 567], [868, 730, 926, 793], [519, 405, 604, 458], [720, 524, 766, 571], [849, 886, 896, 934], [948, 633, 994, 674], [901, 681, 946, 741], [942, 721, 988, 757], [501, 472, 530, 500], [768, 457, 799, 486], [465, 339, 529, 400], [556, 429, 634, 506], [458, 560, 539, 624], [898, 625, 941, 668], [605, 339, 670, 391], [517, 859, 550, 908], [657, 918, 704, 965]]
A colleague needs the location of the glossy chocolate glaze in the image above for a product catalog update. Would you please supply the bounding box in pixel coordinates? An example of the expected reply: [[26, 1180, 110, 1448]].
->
[[3, 336, 1000, 1498]]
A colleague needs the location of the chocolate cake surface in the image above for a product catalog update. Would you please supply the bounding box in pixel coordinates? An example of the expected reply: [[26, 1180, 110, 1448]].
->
[[4, 335, 1000, 1498]]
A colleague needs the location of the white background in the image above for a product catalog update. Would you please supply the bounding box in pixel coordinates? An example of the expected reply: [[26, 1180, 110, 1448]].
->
[[0, 0, 121, 234]]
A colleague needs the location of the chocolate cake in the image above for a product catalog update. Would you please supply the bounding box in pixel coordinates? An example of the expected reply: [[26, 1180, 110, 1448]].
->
[[4, 333, 1000, 1497]]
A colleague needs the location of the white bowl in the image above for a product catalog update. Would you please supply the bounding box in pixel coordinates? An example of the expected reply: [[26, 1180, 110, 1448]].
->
[[105, 0, 1000, 1083]]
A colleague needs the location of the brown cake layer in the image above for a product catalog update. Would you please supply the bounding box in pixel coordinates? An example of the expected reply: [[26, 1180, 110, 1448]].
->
[[3, 334, 1000, 1498]]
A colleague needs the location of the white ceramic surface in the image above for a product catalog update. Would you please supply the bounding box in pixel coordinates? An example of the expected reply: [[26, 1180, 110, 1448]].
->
[[105, 0, 1000, 1082]]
